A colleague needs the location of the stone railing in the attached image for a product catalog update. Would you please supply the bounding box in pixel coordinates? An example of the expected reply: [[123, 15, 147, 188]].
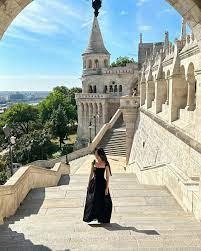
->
[[128, 160, 201, 221], [29, 109, 123, 171], [0, 162, 70, 224], [75, 93, 110, 99]]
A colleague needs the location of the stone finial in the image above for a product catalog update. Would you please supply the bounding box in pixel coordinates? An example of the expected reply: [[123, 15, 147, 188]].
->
[[180, 18, 187, 41], [164, 31, 169, 49], [140, 33, 143, 44]]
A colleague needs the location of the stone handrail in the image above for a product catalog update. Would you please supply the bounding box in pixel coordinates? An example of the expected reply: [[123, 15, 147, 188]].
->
[[29, 109, 123, 169], [0, 162, 70, 224], [91, 108, 123, 149]]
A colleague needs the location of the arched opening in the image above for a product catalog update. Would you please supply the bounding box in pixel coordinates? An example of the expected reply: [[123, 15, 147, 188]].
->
[[83, 60, 86, 69], [104, 59, 108, 67], [88, 85, 93, 93], [109, 85, 113, 93], [94, 59, 99, 69], [104, 85, 108, 93], [93, 85, 97, 93], [179, 65, 188, 110], [88, 59, 92, 69], [114, 85, 118, 95], [119, 85, 122, 93]]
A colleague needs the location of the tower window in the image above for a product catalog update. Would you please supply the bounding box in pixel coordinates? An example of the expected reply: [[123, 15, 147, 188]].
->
[[95, 59, 99, 68], [104, 59, 108, 67], [88, 59, 92, 69]]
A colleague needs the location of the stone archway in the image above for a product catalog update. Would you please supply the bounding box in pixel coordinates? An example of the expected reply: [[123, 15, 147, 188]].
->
[[0, 1, 201, 51]]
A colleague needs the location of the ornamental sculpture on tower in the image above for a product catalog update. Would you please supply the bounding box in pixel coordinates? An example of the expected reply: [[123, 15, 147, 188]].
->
[[92, 0, 102, 17]]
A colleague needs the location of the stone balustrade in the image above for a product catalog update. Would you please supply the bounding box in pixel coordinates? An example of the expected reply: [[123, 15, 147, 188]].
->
[[0, 162, 70, 224], [75, 93, 110, 99]]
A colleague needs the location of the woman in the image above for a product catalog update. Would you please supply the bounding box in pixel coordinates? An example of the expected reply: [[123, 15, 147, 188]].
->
[[83, 147, 112, 224]]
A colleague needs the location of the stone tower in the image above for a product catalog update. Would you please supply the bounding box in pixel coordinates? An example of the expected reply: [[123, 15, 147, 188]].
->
[[75, 7, 139, 149], [82, 16, 110, 81]]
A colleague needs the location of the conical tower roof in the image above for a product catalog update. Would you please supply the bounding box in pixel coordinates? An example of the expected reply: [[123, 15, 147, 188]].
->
[[83, 16, 110, 55]]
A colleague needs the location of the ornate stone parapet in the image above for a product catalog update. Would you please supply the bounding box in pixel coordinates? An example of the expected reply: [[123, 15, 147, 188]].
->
[[75, 93, 110, 100], [120, 96, 140, 163]]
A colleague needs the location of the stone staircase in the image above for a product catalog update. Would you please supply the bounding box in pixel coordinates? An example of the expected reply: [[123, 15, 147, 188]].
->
[[98, 128, 126, 157], [1, 155, 201, 250], [0, 156, 201, 251]]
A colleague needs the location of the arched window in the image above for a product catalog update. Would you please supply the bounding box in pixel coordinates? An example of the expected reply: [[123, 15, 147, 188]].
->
[[88, 59, 92, 69], [89, 85, 93, 93], [114, 85, 118, 92], [83, 60, 86, 69], [104, 59, 108, 67], [104, 85, 108, 93], [119, 85, 122, 93], [109, 85, 113, 93], [95, 59, 99, 68], [93, 85, 97, 93]]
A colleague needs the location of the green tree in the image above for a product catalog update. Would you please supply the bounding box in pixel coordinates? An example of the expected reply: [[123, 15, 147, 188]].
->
[[13, 129, 58, 164], [3, 103, 38, 135], [38, 86, 77, 124], [111, 56, 135, 67], [50, 105, 68, 148]]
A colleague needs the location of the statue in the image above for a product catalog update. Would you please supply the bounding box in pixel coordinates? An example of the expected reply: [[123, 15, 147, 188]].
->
[[92, 0, 102, 17]]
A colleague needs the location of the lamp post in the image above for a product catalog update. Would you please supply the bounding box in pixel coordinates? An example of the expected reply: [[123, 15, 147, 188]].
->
[[89, 121, 93, 143], [2, 124, 16, 176], [93, 114, 99, 137]]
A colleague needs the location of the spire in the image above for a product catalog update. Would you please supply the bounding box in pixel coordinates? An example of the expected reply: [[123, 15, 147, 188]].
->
[[181, 18, 187, 40], [83, 16, 110, 55], [140, 33, 143, 44], [164, 31, 169, 49]]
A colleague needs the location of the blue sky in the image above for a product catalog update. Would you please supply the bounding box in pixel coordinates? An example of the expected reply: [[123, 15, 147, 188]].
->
[[0, 0, 186, 91]]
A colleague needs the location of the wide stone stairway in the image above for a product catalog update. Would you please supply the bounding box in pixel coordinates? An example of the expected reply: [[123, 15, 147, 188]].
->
[[1, 155, 201, 250]]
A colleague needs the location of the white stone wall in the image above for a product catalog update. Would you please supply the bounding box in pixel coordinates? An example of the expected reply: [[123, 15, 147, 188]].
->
[[129, 111, 201, 178]]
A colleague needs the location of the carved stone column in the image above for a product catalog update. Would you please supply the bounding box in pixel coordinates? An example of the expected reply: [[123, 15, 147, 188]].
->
[[145, 80, 155, 109], [186, 78, 196, 111], [102, 101, 109, 124], [155, 79, 166, 114], [120, 96, 140, 164], [195, 69, 201, 142], [76, 101, 83, 138], [140, 80, 146, 106]]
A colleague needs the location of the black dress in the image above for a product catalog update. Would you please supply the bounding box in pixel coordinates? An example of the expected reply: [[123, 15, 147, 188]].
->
[[83, 162, 112, 223]]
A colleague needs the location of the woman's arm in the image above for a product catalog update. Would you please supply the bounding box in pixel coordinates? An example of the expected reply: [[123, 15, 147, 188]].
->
[[105, 165, 110, 194]]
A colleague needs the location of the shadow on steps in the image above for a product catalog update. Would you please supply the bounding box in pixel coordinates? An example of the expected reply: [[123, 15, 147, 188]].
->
[[88, 223, 159, 235]]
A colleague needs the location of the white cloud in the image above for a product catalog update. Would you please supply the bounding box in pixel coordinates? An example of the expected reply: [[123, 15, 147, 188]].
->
[[139, 25, 152, 31], [136, 0, 150, 7], [120, 10, 128, 16], [4, 0, 91, 42]]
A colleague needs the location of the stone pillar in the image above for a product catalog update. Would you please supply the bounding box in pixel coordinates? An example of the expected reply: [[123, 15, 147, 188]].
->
[[195, 69, 201, 142], [155, 79, 166, 114], [76, 102, 83, 138], [165, 77, 170, 105], [140, 80, 146, 106], [145, 80, 155, 109], [120, 96, 140, 164], [169, 73, 188, 122], [89, 103, 93, 123], [102, 102, 109, 124], [185, 78, 196, 111]]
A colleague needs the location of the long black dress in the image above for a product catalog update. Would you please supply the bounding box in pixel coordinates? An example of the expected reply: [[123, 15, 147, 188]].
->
[[83, 162, 112, 223]]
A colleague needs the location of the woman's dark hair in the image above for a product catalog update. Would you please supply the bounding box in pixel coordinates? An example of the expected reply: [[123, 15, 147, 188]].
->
[[94, 147, 112, 176]]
